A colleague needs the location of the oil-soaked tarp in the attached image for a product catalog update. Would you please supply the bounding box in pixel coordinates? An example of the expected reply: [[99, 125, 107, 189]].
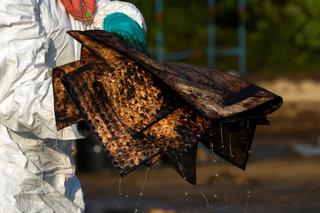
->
[[53, 30, 283, 185]]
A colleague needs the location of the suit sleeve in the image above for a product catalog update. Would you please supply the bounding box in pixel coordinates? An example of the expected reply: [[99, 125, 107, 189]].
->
[[0, 0, 82, 140]]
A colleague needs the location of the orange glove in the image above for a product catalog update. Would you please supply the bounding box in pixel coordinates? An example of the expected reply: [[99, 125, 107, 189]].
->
[[60, 0, 97, 21]]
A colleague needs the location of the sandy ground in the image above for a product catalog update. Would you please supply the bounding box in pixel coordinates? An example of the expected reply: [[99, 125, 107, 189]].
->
[[77, 78, 320, 213]]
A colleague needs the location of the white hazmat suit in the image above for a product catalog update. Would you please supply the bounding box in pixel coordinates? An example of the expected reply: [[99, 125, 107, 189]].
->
[[0, 0, 146, 211]]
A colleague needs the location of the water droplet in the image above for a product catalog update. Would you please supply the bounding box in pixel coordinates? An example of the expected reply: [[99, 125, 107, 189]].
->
[[118, 178, 122, 196], [199, 191, 210, 209], [210, 142, 214, 153], [138, 167, 150, 197], [93, 144, 102, 153], [220, 122, 224, 148], [185, 191, 190, 202], [228, 132, 234, 157]]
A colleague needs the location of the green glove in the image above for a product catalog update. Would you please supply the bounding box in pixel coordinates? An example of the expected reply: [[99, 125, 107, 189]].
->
[[103, 12, 148, 54]]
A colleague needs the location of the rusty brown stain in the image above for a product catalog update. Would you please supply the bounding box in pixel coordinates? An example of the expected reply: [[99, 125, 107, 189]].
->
[[53, 61, 83, 130]]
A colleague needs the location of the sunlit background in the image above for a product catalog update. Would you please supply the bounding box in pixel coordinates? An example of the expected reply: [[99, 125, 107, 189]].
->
[[77, 0, 320, 212]]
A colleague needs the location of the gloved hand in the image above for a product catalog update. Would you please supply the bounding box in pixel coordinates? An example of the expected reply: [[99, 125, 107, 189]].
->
[[103, 12, 149, 54]]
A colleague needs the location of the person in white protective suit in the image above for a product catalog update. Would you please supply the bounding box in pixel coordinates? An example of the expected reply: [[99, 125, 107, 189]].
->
[[0, 0, 147, 211]]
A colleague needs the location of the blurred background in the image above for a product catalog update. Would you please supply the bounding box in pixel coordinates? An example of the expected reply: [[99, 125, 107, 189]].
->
[[77, 0, 320, 212]]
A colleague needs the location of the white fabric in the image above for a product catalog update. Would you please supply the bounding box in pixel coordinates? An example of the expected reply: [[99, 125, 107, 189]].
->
[[0, 0, 146, 212]]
